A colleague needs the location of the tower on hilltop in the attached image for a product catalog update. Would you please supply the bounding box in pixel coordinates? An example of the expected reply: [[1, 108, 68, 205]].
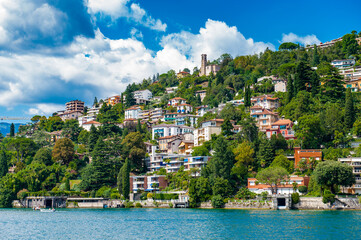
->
[[200, 54, 207, 76]]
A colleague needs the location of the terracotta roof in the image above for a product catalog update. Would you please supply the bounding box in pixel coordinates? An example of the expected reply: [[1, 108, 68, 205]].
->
[[177, 103, 192, 107], [178, 71, 190, 74], [125, 107, 141, 111], [250, 105, 263, 109], [83, 121, 101, 125], [272, 119, 293, 126], [170, 97, 186, 101], [251, 109, 278, 116]]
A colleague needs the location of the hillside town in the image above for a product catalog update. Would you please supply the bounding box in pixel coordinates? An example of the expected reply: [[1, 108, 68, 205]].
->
[[1, 31, 361, 209]]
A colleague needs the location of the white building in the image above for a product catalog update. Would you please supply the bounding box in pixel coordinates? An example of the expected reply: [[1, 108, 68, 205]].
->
[[125, 106, 142, 120], [133, 89, 153, 100], [338, 157, 361, 194], [82, 121, 102, 131], [331, 59, 356, 69], [195, 105, 210, 117], [175, 115, 199, 127], [166, 87, 178, 94], [251, 95, 279, 110], [152, 124, 194, 140], [168, 97, 187, 106], [194, 119, 224, 146]]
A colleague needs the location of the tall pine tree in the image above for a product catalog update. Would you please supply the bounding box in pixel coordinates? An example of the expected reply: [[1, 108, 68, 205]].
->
[[345, 88, 355, 129], [286, 75, 294, 103], [310, 71, 320, 97], [122, 158, 130, 199], [9, 123, 15, 137], [0, 150, 8, 178], [88, 124, 98, 152], [312, 44, 320, 66], [244, 85, 251, 108]]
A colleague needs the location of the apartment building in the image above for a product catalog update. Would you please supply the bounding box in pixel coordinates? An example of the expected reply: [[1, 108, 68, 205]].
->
[[175, 114, 199, 127], [168, 97, 187, 106], [158, 135, 183, 153], [125, 106, 142, 120], [152, 124, 193, 139], [195, 105, 210, 117], [248, 176, 310, 195], [177, 104, 193, 114], [331, 59, 356, 69], [265, 119, 295, 140], [294, 147, 322, 168], [133, 89, 153, 100], [163, 113, 179, 122], [251, 95, 279, 110], [106, 95, 121, 106], [338, 157, 361, 194], [194, 119, 224, 146], [130, 175, 168, 193], [66, 100, 84, 112], [150, 108, 165, 121], [184, 156, 211, 176]]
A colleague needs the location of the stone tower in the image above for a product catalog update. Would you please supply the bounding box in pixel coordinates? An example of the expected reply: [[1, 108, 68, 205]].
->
[[200, 54, 207, 76]]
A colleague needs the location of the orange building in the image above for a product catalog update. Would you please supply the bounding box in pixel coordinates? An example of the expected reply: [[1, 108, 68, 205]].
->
[[294, 147, 322, 168], [248, 176, 310, 194]]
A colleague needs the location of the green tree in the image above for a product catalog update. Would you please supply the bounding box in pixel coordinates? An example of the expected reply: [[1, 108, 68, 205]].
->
[[78, 130, 90, 145], [212, 177, 231, 198], [52, 138, 75, 165], [353, 119, 361, 137], [122, 132, 146, 172], [0, 150, 9, 178], [270, 154, 294, 174], [244, 85, 251, 108], [33, 148, 53, 166], [313, 160, 355, 194], [342, 32, 359, 57], [62, 119, 83, 143], [121, 158, 130, 199], [189, 177, 212, 207], [312, 44, 320, 66], [93, 97, 98, 107], [294, 61, 312, 94], [344, 88, 355, 129], [88, 124, 98, 151], [221, 118, 234, 136], [295, 114, 324, 149], [279, 42, 298, 50], [233, 141, 254, 169], [191, 145, 210, 156], [256, 167, 289, 194], [286, 75, 294, 103], [310, 71, 320, 97], [319, 62, 345, 101], [257, 135, 275, 168], [7, 138, 37, 162], [10, 123, 15, 137]]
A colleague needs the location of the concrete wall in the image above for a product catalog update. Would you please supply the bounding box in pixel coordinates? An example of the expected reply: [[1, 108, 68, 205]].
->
[[200, 200, 274, 209], [294, 197, 361, 210]]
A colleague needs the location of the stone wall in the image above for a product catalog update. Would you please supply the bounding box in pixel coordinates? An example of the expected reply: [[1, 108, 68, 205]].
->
[[294, 197, 361, 210], [200, 200, 273, 209]]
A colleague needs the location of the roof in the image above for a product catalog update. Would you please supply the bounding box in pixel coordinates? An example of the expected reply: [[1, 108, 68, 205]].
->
[[158, 135, 181, 140], [272, 119, 293, 126], [178, 71, 190, 75], [83, 121, 101, 125], [125, 107, 141, 111], [250, 105, 263, 109], [196, 90, 207, 93], [251, 109, 278, 116], [170, 97, 186, 101], [177, 103, 192, 107]]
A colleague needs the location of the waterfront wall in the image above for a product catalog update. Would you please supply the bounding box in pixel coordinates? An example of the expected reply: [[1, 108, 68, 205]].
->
[[295, 197, 361, 210], [200, 200, 274, 209]]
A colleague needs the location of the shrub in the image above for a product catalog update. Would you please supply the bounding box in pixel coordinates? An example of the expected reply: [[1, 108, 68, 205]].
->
[[235, 187, 256, 200], [147, 193, 153, 199], [135, 202, 142, 208], [260, 192, 268, 201], [291, 193, 300, 204], [153, 201, 159, 207], [358, 196, 361, 204], [124, 201, 134, 208], [17, 189, 29, 200], [110, 192, 121, 199], [298, 186, 308, 194], [168, 203, 173, 208], [322, 190, 335, 204], [96, 186, 111, 198], [211, 195, 224, 208]]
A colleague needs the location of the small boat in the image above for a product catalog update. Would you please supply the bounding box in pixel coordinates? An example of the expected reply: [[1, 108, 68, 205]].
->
[[40, 208, 56, 213]]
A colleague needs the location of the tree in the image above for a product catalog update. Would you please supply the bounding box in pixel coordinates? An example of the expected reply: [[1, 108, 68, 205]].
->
[[121, 158, 130, 199], [88, 125, 98, 151], [7, 138, 37, 162], [244, 85, 251, 108], [122, 132, 146, 172], [10, 123, 15, 137], [0, 150, 9, 178], [256, 167, 289, 194], [344, 88, 355, 129], [286, 75, 294, 103], [191, 145, 210, 156], [310, 71, 320, 97], [189, 177, 212, 207], [313, 160, 355, 194], [270, 133, 288, 151], [353, 119, 361, 137], [205, 136, 234, 182], [342, 33, 359, 57], [62, 119, 83, 143], [279, 42, 298, 50], [125, 91, 136, 108], [136, 119, 142, 133], [52, 138, 75, 165], [221, 118, 234, 136], [294, 61, 312, 94], [295, 114, 324, 149], [33, 148, 53, 166], [312, 44, 320, 66], [270, 154, 294, 174], [212, 177, 231, 198], [257, 135, 275, 168], [319, 62, 345, 102], [233, 141, 254, 168], [93, 97, 98, 107]]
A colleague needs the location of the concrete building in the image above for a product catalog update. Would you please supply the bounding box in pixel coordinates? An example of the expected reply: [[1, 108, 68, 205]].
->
[[294, 148, 322, 168], [177, 104, 193, 114], [58, 111, 83, 121], [130, 175, 168, 193], [257, 75, 287, 92], [150, 108, 165, 121], [125, 106, 142, 120], [133, 89, 153, 100], [158, 135, 183, 153], [338, 157, 361, 194], [195, 105, 210, 117], [184, 156, 211, 176], [165, 87, 178, 94], [305, 37, 343, 50], [266, 119, 296, 140], [66, 100, 84, 112], [177, 71, 190, 79], [331, 59, 356, 69], [163, 112, 179, 122], [194, 119, 223, 146], [199, 54, 220, 76], [248, 176, 310, 195], [152, 124, 193, 139], [175, 114, 199, 127], [106, 95, 121, 106]]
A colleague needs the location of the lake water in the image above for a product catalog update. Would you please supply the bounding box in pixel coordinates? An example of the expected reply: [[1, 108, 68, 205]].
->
[[0, 208, 360, 239]]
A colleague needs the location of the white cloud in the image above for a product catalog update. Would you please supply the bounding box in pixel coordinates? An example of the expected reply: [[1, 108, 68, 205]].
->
[[281, 33, 320, 46], [86, 0, 167, 31], [28, 104, 64, 116], [130, 28, 143, 40], [161, 19, 275, 62]]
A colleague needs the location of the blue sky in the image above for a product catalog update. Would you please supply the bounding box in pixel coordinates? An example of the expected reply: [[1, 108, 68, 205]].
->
[[0, 0, 360, 120]]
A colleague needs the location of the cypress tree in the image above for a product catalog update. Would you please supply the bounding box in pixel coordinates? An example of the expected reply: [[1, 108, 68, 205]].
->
[[93, 97, 98, 107], [244, 85, 251, 108], [136, 119, 142, 133], [122, 158, 130, 199], [345, 88, 355, 129], [9, 123, 15, 137], [0, 150, 8, 178], [286, 75, 294, 103], [310, 71, 320, 97], [312, 44, 320, 66]]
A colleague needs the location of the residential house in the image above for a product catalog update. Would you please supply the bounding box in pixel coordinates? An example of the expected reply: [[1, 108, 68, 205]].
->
[[133, 89, 153, 100], [58, 110, 83, 121], [195, 105, 210, 117], [158, 135, 183, 153], [175, 114, 199, 127], [150, 108, 164, 121], [165, 87, 178, 94], [130, 175, 168, 193], [194, 119, 224, 146], [106, 95, 121, 106], [294, 147, 322, 168], [177, 104, 193, 114], [250, 108, 279, 131], [152, 124, 193, 139], [177, 71, 190, 79], [338, 157, 361, 194], [178, 140, 194, 155], [331, 59, 356, 69], [266, 119, 296, 140], [125, 106, 142, 120], [248, 176, 310, 195], [184, 156, 211, 176], [163, 113, 179, 122], [257, 76, 287, 93], [251, 95, 279, 110], [168, 97, 187, 106], [82, 121, 102, 131]]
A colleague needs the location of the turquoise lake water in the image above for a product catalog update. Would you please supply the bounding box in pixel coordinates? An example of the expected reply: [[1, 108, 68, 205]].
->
[[0, 208, 360, 239]]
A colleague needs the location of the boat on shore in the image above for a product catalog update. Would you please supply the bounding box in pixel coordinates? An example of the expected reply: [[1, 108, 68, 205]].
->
[[40, 208, 56, 213]]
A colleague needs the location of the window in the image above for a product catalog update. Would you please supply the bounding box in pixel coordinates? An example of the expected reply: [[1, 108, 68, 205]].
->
[[262, 120, 267, 124]]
